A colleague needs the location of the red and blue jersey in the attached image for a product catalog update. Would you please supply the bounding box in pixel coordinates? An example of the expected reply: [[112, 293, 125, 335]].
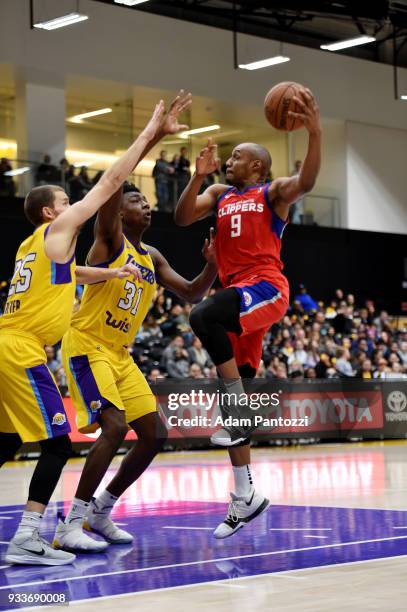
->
[[215, 183, 288, 290]]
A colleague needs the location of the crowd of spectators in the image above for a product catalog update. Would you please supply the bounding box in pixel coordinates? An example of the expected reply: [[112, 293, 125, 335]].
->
[[3, 282, 405, 396]]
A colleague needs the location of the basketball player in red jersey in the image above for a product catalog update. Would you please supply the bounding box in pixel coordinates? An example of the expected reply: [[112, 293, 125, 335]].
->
[[175, 87, 321, 538]]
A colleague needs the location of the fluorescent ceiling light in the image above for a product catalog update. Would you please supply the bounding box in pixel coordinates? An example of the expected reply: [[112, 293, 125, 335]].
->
[[179, 125, 220, 139], [401, 95, 407, 100], [34, 12, 88, 31], [320, 35, 376, 51], [114, 0, 151, 6], [239, 55, 290, 70], [68, 108, 113, 123], [4, 167, 30, 176]]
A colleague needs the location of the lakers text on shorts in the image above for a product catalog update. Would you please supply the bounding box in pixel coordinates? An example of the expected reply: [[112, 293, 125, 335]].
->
[[0, 330, 70, 442], [62, 327, 156, 433]]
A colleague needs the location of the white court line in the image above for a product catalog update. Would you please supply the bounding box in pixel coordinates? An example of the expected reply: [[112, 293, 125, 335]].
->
[[303, 535, 329, 539], [163, 526, 213, 530], [393, 526, 407, 529], [0, 517, 13, 520], [2, 534, 407, 591], [269, 528, 332, 531], [212, 582, 247, 589], [13, 554, 407, 612]]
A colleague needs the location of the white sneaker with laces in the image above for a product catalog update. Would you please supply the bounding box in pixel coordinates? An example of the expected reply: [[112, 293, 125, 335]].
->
[[53, 518, 109, 553], [83, 498, 133, 544], [5, 530, 75, 566], [213, 489, 270, 539]]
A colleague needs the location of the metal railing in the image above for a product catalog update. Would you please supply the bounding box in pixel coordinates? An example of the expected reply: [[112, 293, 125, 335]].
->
[[0, 159, 342, 227]]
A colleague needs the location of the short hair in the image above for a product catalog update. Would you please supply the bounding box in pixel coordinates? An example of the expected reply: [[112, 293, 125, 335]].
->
[[122, 182, 140, 195], [241, 143, 272, 179], [24, 185, 63, 226]]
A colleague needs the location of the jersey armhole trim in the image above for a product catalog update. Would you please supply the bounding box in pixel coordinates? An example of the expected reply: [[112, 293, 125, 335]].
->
[[216, 187, 234, 209], [87, 237, 125, 268]]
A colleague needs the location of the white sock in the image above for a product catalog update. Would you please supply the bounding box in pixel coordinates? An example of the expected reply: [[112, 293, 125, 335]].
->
[[92, 489, 118, 517], [65, 497, 89, 526], [233, 465, 254, 497], [15, 511, 43, 537]]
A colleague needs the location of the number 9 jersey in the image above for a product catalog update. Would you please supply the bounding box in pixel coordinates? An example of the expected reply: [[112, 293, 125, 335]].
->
[[215, 183, 287, 289], [71, 236, 156, 351]]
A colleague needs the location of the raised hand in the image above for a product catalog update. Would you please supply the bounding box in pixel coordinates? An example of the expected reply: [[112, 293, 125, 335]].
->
[[161, 90, 192, 135], [141, 100, 166, 142], [289, 88, 320, 134], [202, 227, 217, 265], [196, 138, 219, 177]]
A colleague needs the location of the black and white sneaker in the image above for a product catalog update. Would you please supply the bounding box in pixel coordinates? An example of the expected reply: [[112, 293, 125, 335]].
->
[[5, 530, 75, 566], [213, 489, 270, 539]]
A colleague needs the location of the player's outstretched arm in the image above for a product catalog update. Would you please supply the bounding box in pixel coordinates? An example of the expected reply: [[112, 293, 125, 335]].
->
[[174, 139, 226, 226], [44, 101, 166, 263], [270, 88, 321, 220], [75, 263, 142, 285], [148, 228, 217, 303], [90, 91, 193, 264]]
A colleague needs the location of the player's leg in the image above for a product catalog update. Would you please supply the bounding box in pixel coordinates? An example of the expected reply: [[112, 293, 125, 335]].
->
[[54, 349, 128, 552], [190, 288, 259, 446], [85, 361, 165, 544], [0, 335, 75, 565], [214, 344, 269, 538]]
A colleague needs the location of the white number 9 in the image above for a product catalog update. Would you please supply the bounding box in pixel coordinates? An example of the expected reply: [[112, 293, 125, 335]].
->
[[230, 214, 241, 237]]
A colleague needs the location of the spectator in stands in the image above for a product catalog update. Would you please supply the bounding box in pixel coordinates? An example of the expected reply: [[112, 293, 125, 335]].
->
[[35, 154, 60, 185], [137, 314, 163, 341], [166, 347, 190, 379], [188, 336, 212, 370], [45, 345, 61, 375], [288, 340, 308, 367], [147, 368, 164, 384], [357, 358, 374, 379], [68, 166, 92, 202], [335, 347, 355, 377], [188, 363, 204, 379], [152, 150, 174, 211], [305, 367, 317, 379], [160, 303, 186, 336], [0, 158, 16, 197], [294, 284, 318, 313], [176, 146, 191, 199], [398, 341, 407, 367]]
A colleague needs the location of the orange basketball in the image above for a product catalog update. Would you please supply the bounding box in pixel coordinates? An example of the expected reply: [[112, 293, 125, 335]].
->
[[264, 81, 305, 131]]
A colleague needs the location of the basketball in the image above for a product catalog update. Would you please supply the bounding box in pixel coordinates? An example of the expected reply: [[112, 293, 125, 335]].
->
[[264, 81, 305, 131]]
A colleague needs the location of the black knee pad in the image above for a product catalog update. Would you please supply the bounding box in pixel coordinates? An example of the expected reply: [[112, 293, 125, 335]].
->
[[39, 434, 72, 463], [189, 300, 208, 336]]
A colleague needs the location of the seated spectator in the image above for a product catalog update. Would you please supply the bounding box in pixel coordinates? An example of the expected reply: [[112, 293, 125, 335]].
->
[[357, 358, 374, 379], [288, 340, 308, 367], [335, 347, 354, 377], [188, 337, 212, 370], [398, 341, 407, 368], [294, 284, 318, 313], [166, 347, 190, 379], [138, 314, 163, 341], [147, 367, 165, 384], [305, 367, 317, 379], [188, 363, 204, 379], [69, 166, 92, 202]]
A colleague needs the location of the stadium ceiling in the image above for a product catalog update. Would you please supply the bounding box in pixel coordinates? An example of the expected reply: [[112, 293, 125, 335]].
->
[[93, 1, 407, 68]]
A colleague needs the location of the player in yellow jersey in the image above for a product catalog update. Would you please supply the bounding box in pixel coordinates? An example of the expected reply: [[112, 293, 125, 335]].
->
[[53, 182, 217, 552], [0, 93, 192, 565]]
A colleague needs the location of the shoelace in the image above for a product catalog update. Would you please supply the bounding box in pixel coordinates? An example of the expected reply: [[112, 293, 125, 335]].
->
[[226, 500, 239, 522]]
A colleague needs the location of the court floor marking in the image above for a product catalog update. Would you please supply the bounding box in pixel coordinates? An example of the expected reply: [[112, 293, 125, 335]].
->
[[163, 526, 213, 530], [13, 553, 407, 612], [3, 534, 407, 591], [269, 528, 332, 531]]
